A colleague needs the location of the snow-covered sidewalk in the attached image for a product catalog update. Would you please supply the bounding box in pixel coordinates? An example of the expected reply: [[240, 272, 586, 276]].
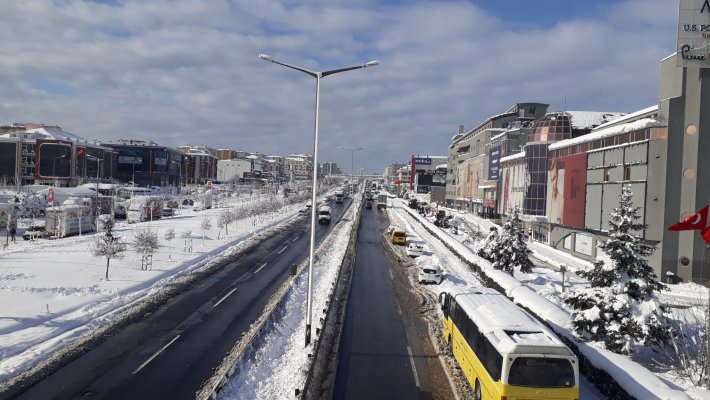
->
[[393, 199, 702, 400]]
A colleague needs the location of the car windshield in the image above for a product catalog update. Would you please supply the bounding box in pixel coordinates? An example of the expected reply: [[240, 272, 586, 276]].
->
[[422, 268, 439, 274], [507, 357, 575, 388], [393, 232, 405, 238]]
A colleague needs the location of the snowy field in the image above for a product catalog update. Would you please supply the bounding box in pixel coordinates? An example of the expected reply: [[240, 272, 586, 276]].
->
[[392, 197, 710, 400], [0, 192, 313, 384]]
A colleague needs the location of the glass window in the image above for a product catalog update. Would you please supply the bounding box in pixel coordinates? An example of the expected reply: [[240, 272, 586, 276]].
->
[[507, 357, 575, 388]]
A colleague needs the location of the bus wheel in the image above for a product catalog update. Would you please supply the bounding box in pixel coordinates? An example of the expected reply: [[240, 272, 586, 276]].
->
[[473, 379, 481, 400]]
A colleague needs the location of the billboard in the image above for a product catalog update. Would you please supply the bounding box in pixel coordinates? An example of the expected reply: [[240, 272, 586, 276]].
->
[[677, 0, 710, 68], [414, 157, 432, 165], [548, 154, 587, 228], [488, 145, 501, 180]]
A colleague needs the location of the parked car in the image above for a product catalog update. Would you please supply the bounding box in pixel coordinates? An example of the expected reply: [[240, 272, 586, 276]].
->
[[365, 200, 372, 209], [23, 221, 47, 240], [162, 207, 175, 217], [391, 229, 407, 245], [406, 242, 424, 257], [418, 265, 443, 284]]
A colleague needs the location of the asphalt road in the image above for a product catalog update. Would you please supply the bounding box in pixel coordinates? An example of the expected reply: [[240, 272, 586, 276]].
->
[[333, 206, 420, 400], [10, 199, 351, 400]]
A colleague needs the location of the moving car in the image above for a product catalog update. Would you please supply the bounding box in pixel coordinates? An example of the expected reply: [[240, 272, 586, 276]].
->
[[390, 229, 406, 245], [365, 200, 372, 209], [162, 207, 175, 217], [406, 242, 424, 257], [317, 206, 332, 224], [418, 265, 443, 284]]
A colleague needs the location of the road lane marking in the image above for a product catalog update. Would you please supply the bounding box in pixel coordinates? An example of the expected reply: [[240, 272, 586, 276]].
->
[[277, 245, 288, 254], [132, 334, 181, 375], [254, 262, 268, 274], [291, 235, 300, 242], [407, 345, 420, 388], [213, 287, 237, 309]]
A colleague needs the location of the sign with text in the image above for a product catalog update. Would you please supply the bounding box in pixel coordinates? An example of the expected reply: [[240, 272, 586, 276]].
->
[[413, 157, 432, 165], [677, 0, 710, 68], [488, 146, 501, 180]]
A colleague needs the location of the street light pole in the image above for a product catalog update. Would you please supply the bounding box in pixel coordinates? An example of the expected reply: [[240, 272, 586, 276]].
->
[[52, 154, 66, 186], [259, 53, 379, 347], [87, 155, 103, 232], [338, 146, 366, 194]]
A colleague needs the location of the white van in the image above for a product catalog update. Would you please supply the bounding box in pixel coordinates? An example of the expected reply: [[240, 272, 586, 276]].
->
[[318, 206, 332, 224]]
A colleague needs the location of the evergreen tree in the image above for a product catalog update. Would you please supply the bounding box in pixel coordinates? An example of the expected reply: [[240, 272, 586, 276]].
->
[[565, 185, 671, 354], [476, 226, 499, 262], [488, 206, 534, 274]]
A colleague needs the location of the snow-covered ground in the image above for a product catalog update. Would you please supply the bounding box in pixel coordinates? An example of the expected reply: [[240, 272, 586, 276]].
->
[[0, 192, 313, 383], [390, 198, 709, 400]]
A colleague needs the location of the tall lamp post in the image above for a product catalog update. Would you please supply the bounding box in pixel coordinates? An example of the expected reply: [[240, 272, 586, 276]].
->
[[338, 145, 366, 192], [87, 155, 103, 231], [52, 154, 67, 186], [259, 53, 379, 347]]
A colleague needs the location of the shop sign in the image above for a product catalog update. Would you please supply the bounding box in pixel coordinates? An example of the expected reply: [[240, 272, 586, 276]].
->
[[677, 0, 710, 68]]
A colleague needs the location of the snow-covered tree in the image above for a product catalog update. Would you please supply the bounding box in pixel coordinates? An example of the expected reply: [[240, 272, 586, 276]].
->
[[164, 228, 175, 256], [216, 210, 234, 239], [200, 217, 212, 246], [133, 230, 159, 270], [476, 207, 532, 274], [487, 206, 534, 275], [476, 227, 499, 262], [89, 225, 126, 280], [565, 185, 671, 354]]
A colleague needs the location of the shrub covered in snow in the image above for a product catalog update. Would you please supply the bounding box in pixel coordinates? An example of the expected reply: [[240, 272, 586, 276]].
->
[[565, 185, 671, 354]]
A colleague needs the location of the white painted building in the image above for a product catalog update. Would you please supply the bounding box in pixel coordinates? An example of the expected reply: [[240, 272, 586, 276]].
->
[[216, 159, 251, 182]]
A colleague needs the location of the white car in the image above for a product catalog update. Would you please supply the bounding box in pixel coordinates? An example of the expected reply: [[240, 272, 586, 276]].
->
[[406, 242, 424, 257], [418, 265, 443, 284]]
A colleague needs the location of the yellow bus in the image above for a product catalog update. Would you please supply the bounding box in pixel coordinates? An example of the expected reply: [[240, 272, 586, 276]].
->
[[438, 288, 579, 400]]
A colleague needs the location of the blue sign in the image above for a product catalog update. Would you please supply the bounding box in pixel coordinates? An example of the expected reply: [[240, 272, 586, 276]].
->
[[414, 157, 432, 165], [488, 146, 501, 180]]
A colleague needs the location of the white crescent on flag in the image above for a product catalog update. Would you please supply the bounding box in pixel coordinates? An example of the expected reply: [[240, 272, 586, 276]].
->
[[693, 214, 702, 225]]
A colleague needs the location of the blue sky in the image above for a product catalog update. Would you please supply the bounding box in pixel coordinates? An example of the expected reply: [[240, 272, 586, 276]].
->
[[0, 0, 679, 172]]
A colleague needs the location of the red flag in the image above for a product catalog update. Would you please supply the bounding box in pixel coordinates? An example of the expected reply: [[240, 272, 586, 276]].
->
[[703, 227, 710, 244], [668, 205, 708, 231]]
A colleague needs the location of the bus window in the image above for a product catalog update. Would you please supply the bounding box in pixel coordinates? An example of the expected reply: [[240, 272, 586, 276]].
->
[[507, 357, 575, 388]]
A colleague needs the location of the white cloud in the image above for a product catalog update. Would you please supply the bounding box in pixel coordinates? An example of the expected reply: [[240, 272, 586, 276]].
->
[[0, 0, 678, 172]]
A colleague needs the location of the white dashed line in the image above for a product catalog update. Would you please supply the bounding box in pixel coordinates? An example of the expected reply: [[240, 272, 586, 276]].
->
[[254, 262, 268, 274], [278, 246, 288, 254], [213, 287, 237, 309], [132, 334, 181, 375]]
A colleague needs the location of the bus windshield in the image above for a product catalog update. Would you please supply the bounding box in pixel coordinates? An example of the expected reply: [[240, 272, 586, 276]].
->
[[507, 357, 575, 388]]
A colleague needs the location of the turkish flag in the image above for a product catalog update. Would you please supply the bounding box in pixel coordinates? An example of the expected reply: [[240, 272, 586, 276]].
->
[[703, 227, 710, 244], [668, 205, 708, 231]]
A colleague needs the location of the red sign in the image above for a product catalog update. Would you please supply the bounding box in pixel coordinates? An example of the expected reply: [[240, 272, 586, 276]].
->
[[48, 188, 55, 205], [76, 147, 85, 158], [483, 198, 496, 208], [395, 178, 401, 184]]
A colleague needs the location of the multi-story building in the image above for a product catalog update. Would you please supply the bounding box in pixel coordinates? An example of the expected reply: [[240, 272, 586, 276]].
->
[[284, 154, 313, 180], [177, 147, 217, 185], [446, 103, 549, 212], [216, 149, 240, 161], [217, 158, 252, 182], [409, 155, 447, 194], [319, 161, 341, 176], [0, 123, 112, 187], [383, 163, 405, 185], [103, 139, 182, 187]]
